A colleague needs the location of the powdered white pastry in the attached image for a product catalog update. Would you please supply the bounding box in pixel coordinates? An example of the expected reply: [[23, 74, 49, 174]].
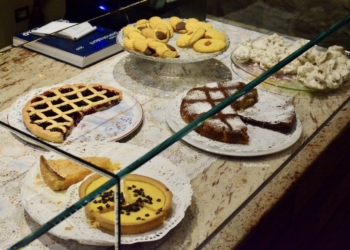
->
[[232, 34, 350, 90]]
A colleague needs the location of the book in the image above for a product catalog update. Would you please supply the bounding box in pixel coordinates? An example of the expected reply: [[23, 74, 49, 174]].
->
[[30, 21, 97, 40], [13, 20, 122, 68]]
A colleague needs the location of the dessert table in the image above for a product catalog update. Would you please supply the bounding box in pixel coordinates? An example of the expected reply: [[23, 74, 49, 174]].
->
[[0, 16, 349, 249]]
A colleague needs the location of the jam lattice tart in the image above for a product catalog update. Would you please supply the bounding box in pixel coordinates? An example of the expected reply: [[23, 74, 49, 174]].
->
[[22, 84, 123, 143]]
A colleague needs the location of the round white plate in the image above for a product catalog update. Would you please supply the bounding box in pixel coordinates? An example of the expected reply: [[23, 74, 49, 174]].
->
[[117, 19, 230, 64], [7, 84, 143, 146], [166, 89, 302, 157], [21, 142, 192, 245]]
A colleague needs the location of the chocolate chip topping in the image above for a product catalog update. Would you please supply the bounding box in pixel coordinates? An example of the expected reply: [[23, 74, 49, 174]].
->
[[176, 22, 186, 30], [155, 31, 167, 40], [165, 44, 176, 51], [144, 47, 155, 56]]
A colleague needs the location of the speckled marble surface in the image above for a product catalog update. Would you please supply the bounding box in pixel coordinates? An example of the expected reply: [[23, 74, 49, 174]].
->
[[0, 17, 349, 249]]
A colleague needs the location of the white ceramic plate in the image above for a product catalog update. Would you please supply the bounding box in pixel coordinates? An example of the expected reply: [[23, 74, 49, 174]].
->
[[21, 142, 192, 245], [166, 88, 302, 157], [117, 19, 230, 64], [7, 84, 143, 146]]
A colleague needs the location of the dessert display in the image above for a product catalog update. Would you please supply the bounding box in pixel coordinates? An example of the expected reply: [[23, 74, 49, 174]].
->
[[180, 81, 296, 144], [22, 83, 123, 143], [232, 33, 350, 91], [79, 173, 173, 235], [121, 16, 228, 59], [40, 155, 120, 191]]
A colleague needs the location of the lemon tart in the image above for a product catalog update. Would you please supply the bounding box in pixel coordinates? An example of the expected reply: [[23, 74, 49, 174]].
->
[[79, 173, 173, 234]]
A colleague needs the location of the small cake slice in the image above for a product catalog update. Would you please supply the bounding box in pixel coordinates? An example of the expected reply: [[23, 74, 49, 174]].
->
[[238, 91, 296, 133], [180, 81, 258, 144], [40, 155, 119, 191], [79, 173, 173, 235]]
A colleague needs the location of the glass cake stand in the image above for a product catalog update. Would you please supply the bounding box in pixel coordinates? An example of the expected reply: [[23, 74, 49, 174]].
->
[[114, 23, 232, 98]]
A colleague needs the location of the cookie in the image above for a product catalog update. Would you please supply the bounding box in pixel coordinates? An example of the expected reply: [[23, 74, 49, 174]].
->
[[185, 21, 204, 32], [123, 37, 135, 51], [147, 39, 166, 50], [161, 20, 174, 37], [176, 28, 206, 47], [127, 31, 145, 40], [201, 22, 213, 30], [149, 16, 162, 29], [141, 27, 169, 43], [193, 38, 226, 53], [204, 29, 226, 42], [169, 16, 187, 34], [156, 46, 178, 58], [134, 38, 156, 56], [135, 19, 149, 28], [123, 26, 140, 36], [133, 38, 148, 53]]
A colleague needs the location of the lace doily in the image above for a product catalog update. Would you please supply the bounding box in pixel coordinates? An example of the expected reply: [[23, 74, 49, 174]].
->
[[21, 142, 192, 245], [7, 83, 143, 147], [166, 88, 302, 156]]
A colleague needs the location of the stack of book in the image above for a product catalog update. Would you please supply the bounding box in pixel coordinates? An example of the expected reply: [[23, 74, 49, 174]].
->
[[13, 20, 123, 68]]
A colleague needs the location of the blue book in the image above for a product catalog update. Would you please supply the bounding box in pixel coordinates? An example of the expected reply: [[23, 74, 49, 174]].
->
[[13, 22, 122, 68]]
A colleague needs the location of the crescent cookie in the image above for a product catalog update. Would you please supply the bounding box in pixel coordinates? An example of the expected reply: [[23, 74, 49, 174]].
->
[[134, 39, 156, 56], [135, 19, 149, 28], [169, 16, 187, 34], [147, 39, 167, 50], [185, 22, 204, 32], [156, 46, 178, 58], [127, 31, 145, 40], [149, 16, 162, 29], [123, 26, 140, 36], [193, 38, 226, 53], [133, 38, 148, 52], [141, 28, 169, 43], [123, 37, 136, 51], [176, 28, 205, 47], [204, 29, 226, 42]]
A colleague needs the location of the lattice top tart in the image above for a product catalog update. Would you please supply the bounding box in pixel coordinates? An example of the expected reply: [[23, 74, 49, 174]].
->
[[22, 83, 123, 143]]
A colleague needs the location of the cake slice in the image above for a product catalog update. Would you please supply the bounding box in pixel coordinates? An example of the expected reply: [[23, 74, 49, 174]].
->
[[40, 155, 120, 191], [180, 81, 258, 144], [238, 91, 296, 133]]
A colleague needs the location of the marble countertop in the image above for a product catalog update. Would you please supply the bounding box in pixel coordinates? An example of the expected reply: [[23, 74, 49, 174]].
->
[[0, 18, 349, 249]]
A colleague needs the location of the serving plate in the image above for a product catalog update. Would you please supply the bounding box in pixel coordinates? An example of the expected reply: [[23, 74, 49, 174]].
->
[[166, 88, 302, 157], [7, 83, 143, 146], [21, 142, 192, 245]]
